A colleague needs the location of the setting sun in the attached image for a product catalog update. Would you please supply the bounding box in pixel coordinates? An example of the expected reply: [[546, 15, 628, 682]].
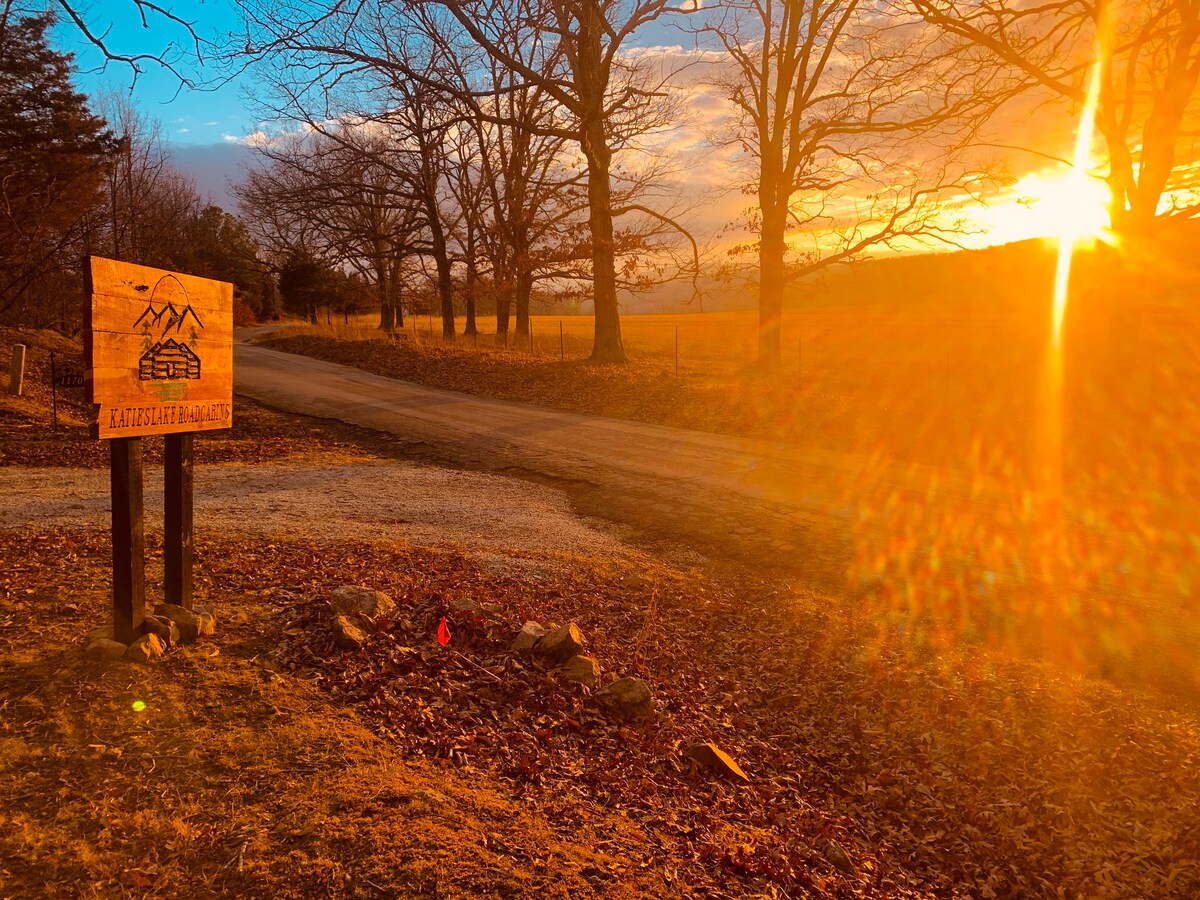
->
[[1017, 170, 1111, 244]]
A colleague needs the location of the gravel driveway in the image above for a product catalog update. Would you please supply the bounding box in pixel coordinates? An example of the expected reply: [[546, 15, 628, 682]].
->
[[1, 458, 635, 573]]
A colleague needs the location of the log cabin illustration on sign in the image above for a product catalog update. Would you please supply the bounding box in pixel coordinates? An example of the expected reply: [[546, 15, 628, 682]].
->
[[85, 257, 233, 438]]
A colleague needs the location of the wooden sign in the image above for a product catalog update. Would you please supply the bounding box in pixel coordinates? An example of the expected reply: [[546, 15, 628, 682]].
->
[[85, 257, 233, 439]]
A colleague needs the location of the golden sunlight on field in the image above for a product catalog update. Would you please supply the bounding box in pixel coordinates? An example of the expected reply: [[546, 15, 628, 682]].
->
[[282, 251, 1200, 696]]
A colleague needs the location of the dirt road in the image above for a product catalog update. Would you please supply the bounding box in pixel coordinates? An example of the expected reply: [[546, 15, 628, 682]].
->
[[238, 340, 1146, 604], [235, 342, 913, 578]]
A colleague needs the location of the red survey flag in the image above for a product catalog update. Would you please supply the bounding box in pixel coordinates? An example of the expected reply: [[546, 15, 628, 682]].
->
[[437, 616, 451, 646]]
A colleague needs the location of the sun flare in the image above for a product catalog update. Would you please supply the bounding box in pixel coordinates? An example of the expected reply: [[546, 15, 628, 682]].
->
[[1051, 57, 1105, 351], [1017, 171, 1111, 246]]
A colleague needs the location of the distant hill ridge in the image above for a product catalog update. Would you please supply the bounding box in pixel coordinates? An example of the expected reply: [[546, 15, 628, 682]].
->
[[635, 228, 1200, 315]]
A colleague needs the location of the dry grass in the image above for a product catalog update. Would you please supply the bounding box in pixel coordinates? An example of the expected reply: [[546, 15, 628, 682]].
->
[[0, 327, 375, 468]]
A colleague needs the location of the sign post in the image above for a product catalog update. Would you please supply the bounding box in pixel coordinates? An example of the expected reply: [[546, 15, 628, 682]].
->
[[163, 433, 194, 607], [110, 437, 145, 645], [84, 257, 232, 644]]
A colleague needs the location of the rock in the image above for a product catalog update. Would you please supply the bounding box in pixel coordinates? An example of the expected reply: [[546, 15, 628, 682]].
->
[[596, 677, 654, 722], [823, 842, 855, 875], [411, 788, 449, 808], [333, 615, 369, 650], [143, 614, 180, 647], [450, 597, 486, 619], [87, 623, 115, 642], [509, 622, 547, 653], [560, 655, 600, 688], [331, 585, 395, 619], [125, 634, 166, 664], [537, 623, 584, 663], [85, 638, 127, 661], [194, 605, 217, 637], [684, 741, 750, 783], [155, 604, 199, 643]]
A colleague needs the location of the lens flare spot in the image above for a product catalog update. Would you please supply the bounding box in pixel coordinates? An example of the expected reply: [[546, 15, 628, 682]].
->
[[132, 700, 146, 713]]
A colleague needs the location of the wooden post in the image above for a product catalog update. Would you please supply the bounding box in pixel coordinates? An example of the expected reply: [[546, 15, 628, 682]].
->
[[8, 344, 25, 396], [560, 321, 564, 361], [675, 325, 679, 376], [164, 433, 194, 609], [110, 437, 145, 644], [50, 350, 58, 431]]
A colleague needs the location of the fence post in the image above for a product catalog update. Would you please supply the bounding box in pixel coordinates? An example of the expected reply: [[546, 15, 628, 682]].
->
[[8, 343, 25, 396], [560, 321, 564, 361], [50, 350, 58, 430], [675, 325, 679, 376]]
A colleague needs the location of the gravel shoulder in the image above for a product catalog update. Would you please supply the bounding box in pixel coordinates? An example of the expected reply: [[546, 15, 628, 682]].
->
[[1, 455, 637, 573]]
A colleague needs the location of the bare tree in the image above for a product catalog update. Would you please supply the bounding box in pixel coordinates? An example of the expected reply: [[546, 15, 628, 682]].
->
[[43, 0, 203, 86], [912, 0, 1200, 234], [458, 47, 590, 341], [432, 0, 697, 362], [92, 94, 203, 271], [235, 0, 696, 362], [702, 0, 1008, 367], [237, 128, 421, 331]]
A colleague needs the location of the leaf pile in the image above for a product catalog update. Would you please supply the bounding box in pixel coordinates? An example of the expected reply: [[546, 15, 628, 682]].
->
[[202, 536, 1200, 899], [0, 529, 686, 899]]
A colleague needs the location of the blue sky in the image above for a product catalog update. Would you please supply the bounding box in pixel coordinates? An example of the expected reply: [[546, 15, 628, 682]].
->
[[46, 0, 1091, 246], [56, 0, 257, 146]]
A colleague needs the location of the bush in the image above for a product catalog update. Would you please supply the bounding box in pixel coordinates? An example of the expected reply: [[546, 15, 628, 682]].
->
[[233, 297, 259, 327]]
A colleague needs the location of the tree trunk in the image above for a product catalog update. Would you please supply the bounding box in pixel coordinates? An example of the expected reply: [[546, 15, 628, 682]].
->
[[428, 226, 456, 341], [583, 129, 625, 363], [391, 258, 405, 329], [376, 265, 395, 333], [758, 198, 787, 370], [495, 280, 512, 345], [378, 299, 395, 333], [463, 229, 478, 337], [515, 270, 533, 338], [577, 3, 625, 365], [436, 251, 455, 341]]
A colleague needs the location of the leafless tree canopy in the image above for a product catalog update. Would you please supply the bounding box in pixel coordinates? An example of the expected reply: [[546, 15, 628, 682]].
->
[[234, 0, 700, 361], [694, 0, 1013, 365], [913, 0, 1200, 234]]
